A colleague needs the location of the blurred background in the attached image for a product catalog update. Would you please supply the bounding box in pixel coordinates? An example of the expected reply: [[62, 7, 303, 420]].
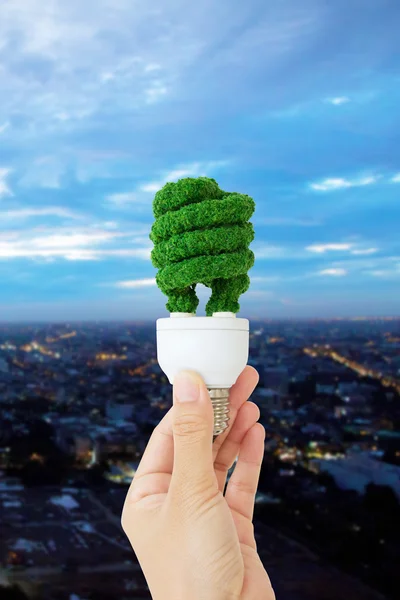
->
[[0, 1, 399, 599]]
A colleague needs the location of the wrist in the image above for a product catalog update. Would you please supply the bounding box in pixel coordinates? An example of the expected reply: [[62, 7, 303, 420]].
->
[[164, 588, 240, 600], [152, 584, 240, 600]]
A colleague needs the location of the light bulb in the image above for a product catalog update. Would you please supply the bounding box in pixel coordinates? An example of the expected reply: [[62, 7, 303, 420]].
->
[[157, 311, 249, 439], [150, 176, 255, 439]]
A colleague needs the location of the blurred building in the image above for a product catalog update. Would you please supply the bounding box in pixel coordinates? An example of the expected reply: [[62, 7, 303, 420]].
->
[[94, 429, 137, 463], [255, 388, 283, 411], [106, 399, 135, 422], [263, 367, 289, 395], [0, 357, 9, 373], [316, 383, 336, 395], [312, 452, 400, 499], [54, 416, 138, 465]]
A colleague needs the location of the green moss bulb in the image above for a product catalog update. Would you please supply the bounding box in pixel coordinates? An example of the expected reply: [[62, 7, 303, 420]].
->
[[149, 176, 255, 315]]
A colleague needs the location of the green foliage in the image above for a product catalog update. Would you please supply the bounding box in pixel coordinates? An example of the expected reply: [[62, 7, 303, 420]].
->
[[150, 176, 255, 315], [152, 176, 224, 218], [150, 193, 254, 244]]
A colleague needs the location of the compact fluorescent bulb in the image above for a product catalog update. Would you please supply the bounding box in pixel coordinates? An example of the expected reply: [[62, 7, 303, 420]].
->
[[150, 176, 255, 439], [157, 311, 249, 439]]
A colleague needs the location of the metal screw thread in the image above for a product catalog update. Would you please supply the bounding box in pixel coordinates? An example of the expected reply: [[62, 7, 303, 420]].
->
[[208, 388, 230, 442]]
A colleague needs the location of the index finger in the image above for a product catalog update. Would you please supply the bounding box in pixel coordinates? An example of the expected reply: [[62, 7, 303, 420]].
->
[[212, 365, 259, 459], [134, 364, 259, 481], [133, 407, 174, 481]]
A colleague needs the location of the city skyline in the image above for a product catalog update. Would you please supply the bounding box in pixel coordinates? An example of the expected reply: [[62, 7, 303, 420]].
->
[[1, 0, 400, 321], [0, 318, 399, 598]]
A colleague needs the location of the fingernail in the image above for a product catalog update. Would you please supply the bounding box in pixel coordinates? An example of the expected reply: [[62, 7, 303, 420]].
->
[[174, 371, 200, 403]]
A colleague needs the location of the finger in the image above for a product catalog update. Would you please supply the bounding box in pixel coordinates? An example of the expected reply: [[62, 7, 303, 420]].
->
[[126, 472, 171, 507], [133, 408, 174, 481], [214, 401, 260, 492], [169, 371, 216, 498], [230, 507, 257, 550], [225, 423, 265, 521], [133, 365, 258, 484], [212, 365, 259, 459], [134, 365, 259, 482]]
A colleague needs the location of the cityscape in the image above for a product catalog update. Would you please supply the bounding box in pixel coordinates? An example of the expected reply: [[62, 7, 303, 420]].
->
[[1, 2, 400, 599], [0, 318, 399, 600]]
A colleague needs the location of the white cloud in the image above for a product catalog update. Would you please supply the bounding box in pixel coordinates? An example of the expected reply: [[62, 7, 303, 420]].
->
[[368, 270, 387, 277], [145, 81, 168, 104], [307, 243, 381, 258], [141, 183, 160, 193], [310, 175, 379, 192], [0, 0, 325, 192], [311, 178, 352, 191], [328, 255, 400, 273], [0, 121, 10, 134], [0, 2, 183, 132], [0, 207, 82, 220], [100, 72, 116, 82], [368, 265, 400, 278], [0, 167, 13, 197], [140, 160, 229, 193], [19, 156, 68, 189], [33, 231, 117, 249], [0, 226, 151, 261], [351, 248, 378, 256], [144, 63, 162, 73], [128, 247, 152, 259], [256, 216, 321, 226], [358, 176, 378, 185], [251, 276, 282, 283], [102, 221, 119, 229], [306, 243, 353, 253], [252, 243, 286, 259], [115, 278, 156, 288], [106, 192, 141, 205], [326, 96, 350, 105], [318, 268, 347, 276], [269, 104, 303, 119], [246, 290, 274, 298], [61, 248, 150, 260], [55, 112, 70, 121], [391, 173, 400, 183]]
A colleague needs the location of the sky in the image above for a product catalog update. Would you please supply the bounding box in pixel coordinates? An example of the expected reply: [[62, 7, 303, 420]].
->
[[0, 0, 399, 321]]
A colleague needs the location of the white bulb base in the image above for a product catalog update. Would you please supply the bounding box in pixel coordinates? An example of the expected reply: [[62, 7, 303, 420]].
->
[[156, 313, 250, 437]]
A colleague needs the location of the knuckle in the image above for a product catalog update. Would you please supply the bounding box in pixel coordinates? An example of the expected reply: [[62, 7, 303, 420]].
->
[[248, 401, 261, 420], [213, 458, 229, 473], [173, 413, 209, 440], [249, 521, 255, 537], [121, 500, 139, 533], [230, 478, 255, 495], [177, 482, 220, 513], [121, 509, 129, 533], [121, 505, 142, 540]]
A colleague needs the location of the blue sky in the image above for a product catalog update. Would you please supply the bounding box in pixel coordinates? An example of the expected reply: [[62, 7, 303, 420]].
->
[[0, 0, 399, 321]]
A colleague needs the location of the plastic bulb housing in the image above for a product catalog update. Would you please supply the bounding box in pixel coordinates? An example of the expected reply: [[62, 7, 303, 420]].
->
[[156, 312, 249, 439]]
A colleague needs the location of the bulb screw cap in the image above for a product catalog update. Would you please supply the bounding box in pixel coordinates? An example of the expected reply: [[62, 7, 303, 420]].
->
[[208, 388, 230, 441]]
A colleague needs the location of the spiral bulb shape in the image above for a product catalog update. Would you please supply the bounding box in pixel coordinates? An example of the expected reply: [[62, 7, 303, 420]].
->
[[150, 177, 255, 315]]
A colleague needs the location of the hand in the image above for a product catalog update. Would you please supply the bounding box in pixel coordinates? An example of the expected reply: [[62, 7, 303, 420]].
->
[[121, 367, 275, 600]]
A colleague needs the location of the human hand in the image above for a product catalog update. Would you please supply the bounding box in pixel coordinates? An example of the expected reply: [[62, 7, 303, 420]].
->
[[121, 367, 275, 600]]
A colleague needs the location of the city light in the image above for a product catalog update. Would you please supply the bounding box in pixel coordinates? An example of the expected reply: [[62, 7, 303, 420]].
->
[[304, 346, 400, 394], [0, 318, 398, 599]]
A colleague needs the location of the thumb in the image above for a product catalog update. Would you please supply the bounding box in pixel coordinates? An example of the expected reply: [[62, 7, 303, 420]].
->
[[170, 370, 216, 496]]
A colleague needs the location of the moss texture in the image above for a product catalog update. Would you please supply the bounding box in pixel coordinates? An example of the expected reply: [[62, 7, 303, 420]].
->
[[150, 176, 255, 315]]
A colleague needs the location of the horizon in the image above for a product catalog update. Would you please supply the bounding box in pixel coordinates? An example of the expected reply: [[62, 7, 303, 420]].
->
[[1, 0, 399, 320], [1, 315, 399, 326]]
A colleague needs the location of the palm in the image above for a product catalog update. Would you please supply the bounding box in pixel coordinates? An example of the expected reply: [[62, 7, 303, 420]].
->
[[128, 366, 274, 598]]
